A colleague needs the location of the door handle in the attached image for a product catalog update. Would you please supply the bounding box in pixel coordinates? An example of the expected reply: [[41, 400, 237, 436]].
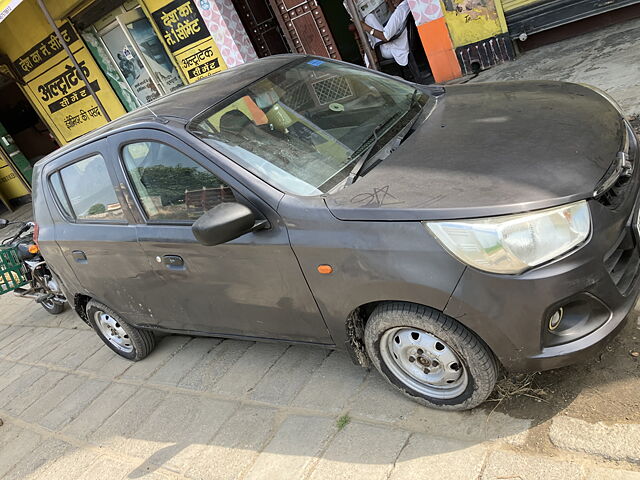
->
[[71, 250, 87, 263]]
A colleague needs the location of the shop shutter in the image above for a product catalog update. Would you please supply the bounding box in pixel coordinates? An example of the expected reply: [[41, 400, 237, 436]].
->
[[501, 0, 545, 13]]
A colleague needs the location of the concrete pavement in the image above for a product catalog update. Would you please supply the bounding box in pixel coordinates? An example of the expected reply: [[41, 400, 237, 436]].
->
[[469, 16, 640, 117], [1, 291, 640, 480]]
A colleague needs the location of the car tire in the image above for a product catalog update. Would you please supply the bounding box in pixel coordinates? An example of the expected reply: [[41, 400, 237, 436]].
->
[[364, 302, 498, 410], [86, 300, 156, 361]]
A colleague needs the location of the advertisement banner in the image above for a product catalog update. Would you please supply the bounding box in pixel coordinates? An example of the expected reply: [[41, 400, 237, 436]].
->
[[16, 23, 126, 143], [145, 0, 227, 83]]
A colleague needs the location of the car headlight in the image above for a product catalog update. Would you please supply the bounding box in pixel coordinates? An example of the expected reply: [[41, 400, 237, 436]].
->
[[424, 201, 591, 274]]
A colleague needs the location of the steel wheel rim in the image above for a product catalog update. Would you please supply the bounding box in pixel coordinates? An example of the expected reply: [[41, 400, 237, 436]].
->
[[95, 311, 133, 353], [380, 327, 468, 399]]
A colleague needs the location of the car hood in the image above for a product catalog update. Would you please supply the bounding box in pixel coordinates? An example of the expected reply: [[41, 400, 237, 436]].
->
[[325, 81, 625, 221]]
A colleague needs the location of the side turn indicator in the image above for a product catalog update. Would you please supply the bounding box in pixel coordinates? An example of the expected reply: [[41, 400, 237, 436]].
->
[[317, 264, 333, 274], [28, 245, 39, 254]]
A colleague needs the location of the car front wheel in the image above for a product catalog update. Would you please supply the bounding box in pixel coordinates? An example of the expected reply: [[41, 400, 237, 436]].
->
[[364, 302, 498, 410], [87, 300, 156, 361]]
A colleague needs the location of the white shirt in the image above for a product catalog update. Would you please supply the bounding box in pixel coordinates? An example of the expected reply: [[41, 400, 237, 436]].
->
[[364, 1, 410, 67]]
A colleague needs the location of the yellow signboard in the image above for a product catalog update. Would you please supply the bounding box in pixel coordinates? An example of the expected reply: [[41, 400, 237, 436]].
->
[[440, 0, 508, 47], [0, 150, 29, 200], [144, 0, 227, 84], [14, 23, 126, 143], [174, 36, 225, 82], [0, 0, 22, 24]]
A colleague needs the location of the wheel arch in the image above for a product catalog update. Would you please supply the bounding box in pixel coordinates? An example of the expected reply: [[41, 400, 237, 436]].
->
[[344, 300, 500, 370]]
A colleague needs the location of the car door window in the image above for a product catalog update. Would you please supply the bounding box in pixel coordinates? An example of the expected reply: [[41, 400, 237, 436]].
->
[[121, 141, 235, 221], [56, 154, 125, 222]]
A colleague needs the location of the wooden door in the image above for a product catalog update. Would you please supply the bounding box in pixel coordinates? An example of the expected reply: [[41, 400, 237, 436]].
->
[[268, 0, 341, 59], [231, 0, 291, 57]]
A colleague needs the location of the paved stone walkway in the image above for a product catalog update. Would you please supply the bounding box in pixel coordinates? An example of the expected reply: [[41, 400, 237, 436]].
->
[[1, 291, 640, 480]]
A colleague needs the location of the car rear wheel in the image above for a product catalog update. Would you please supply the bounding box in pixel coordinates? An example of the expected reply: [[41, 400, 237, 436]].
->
[[364, 302, 498, 410], [86, 300, 156, 361]]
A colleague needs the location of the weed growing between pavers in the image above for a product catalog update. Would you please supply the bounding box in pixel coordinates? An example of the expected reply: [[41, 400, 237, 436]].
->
[[336, 414, 351, 430]]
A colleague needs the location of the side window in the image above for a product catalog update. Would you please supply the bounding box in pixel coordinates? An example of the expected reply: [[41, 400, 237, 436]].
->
[[122, 141, 235, 221], [55, 154, 125, 222]]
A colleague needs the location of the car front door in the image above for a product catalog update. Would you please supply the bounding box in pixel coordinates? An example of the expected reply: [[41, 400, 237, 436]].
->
[[107, 128, 332, 344]]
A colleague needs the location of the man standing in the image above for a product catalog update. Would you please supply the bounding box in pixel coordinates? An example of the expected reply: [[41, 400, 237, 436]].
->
[[360, 0, 411, 67]]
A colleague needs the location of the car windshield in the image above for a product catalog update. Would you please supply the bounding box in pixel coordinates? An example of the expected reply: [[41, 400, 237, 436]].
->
[[189, 58, 427, 196]]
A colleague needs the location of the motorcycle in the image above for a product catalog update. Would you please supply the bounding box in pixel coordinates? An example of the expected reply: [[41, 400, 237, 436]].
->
[[0, 218, 67, 314]]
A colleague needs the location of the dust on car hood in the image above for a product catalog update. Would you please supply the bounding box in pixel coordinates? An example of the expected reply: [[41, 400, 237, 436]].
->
[[325, 81, 625, 221]]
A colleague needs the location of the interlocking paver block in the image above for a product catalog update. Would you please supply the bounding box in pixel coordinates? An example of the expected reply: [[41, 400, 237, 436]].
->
[[79, 455, 133, 480], [400, 404, 531, 445], [0, 425, 43, 478], [19, 329, 70, 363], [37, 330, 89, 365], [248, 345, 328, 406], [27, 446, 101, 480], [62, 382, 138, 440], [389, 433, 487, 480], [0, 367, 47, 408], [76, 344, 133, 378], [20, 374, 85, 424], [89, 387, 168, 448], [55, 331, 103, 369], [126, 392, 237, 471], [4, 370, 66, 416], [480, 450, 584, 480], [39, 378, 109, 430], [348, 373, 418, 423], [246, 415, 336, 480], [309, 422, 410, 480], [587, 467, 640, 479], [293, 351, 368, 413], [212, 342, 288, 398], [185, 405, 278, 480], [0, 362, 32, 392], [119, 336, 190, 381], [0, 326, 34, 352], [2, 438, 69, 480], [550, 416, 640, 463], [148, 337, 219, 387], [178, 339, 251, 392]]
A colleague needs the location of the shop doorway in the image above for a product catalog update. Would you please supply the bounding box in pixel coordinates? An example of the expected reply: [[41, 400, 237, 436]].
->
[[231, 0, 290, 57], [97, 7, 184, 105], [0, 79, 58, 177]]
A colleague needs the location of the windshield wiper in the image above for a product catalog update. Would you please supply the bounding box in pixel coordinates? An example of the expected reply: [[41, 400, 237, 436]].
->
[[344, 113, 403, 185]]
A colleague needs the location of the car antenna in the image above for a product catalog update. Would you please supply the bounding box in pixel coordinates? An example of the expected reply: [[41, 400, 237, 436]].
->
[[133, 94, 161, 121]]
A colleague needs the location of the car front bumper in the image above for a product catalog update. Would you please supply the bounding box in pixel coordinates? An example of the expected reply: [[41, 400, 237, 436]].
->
[[444, 194, 640, 372]]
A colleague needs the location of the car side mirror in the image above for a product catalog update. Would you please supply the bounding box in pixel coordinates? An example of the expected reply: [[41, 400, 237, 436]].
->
[[192, 202, 267, 246], [0, 219, 8, 229]]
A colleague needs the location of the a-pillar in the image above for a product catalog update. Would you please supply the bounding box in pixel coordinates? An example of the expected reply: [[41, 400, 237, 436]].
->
[[406, 0, 462, 82]]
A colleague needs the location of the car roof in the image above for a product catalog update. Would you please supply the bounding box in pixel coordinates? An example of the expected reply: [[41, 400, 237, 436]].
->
[[36, 55, 301, 167]]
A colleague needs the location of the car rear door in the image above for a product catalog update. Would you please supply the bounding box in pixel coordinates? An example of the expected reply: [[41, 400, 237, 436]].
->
[[106, 128, 332, 344], [44, 140, 153, 325]]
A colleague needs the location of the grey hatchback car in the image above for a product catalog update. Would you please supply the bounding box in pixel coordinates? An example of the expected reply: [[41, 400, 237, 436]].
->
[[33, 55, 640, 410]]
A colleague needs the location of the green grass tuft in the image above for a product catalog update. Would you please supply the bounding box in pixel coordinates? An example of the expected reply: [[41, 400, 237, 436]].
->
[[336, 414, 351, 431]]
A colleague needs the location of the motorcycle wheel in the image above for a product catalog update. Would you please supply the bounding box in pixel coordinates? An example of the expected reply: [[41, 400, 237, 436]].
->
[[41, 299, 65, 315]]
